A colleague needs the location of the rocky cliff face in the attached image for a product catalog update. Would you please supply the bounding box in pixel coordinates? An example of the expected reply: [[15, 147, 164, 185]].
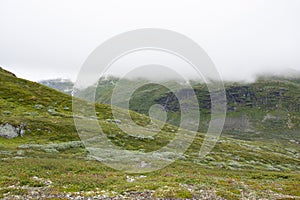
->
[[156, 82, 300, 113], [152, 80, 300, 141]]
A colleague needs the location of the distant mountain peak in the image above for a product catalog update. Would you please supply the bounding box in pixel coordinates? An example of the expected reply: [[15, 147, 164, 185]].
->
[[39, 79, 74, 95]]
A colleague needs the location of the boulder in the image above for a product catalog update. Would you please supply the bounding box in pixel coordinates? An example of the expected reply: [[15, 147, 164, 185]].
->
[[0, 123, 25, 139]]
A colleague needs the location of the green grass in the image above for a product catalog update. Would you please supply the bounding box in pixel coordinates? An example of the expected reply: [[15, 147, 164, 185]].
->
[[1, 67, 300, 199], [0, 153, 299, 199]]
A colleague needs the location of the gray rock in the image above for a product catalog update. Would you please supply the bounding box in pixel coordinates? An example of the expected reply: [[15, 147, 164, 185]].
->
[[0, 123, 26, 139], [0, 123, 19, 138], [105, 119, 122, 124], [3, 111, 12, 115], [34, 104, 44, 109], [63, 106, 70, 110], [20, 129, 25, 137]]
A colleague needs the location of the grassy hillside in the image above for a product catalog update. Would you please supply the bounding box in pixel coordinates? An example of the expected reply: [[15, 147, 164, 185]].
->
[[72, 76, 300, 144], [1, 68, 300, 199], [0, 67, 78, 143]]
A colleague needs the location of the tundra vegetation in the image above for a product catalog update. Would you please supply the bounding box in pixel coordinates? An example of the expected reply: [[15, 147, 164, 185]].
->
[[1, 67, 299, 199]]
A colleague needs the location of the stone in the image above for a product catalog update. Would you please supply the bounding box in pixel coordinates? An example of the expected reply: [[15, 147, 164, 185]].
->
[[34, 104, 44, 109], [105, 119, 122, 124], [0, 123, 19, 138], [63, 106, 70, 110], [0, 123, 26, 139], [3, 111, 12, 115]]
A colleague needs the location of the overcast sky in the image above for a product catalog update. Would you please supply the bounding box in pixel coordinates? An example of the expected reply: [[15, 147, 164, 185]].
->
[[0, 0, 299, 82]]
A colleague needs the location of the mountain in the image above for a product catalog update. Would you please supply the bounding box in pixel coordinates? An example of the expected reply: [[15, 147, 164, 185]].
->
[[39, 78, 74, 95], [63, 76, 300, 144], [1, 67, 300, 199]]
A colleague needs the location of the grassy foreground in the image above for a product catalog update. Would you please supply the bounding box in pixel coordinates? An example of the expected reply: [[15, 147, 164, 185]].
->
[[1, 136, 299, 199], [0, 147, 299, 200]]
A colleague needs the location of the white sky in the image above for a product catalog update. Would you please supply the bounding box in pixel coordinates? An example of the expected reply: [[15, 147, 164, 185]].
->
[[0, 0, 299, 82]]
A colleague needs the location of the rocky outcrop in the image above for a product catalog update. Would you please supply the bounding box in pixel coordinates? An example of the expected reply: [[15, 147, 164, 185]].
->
[[0, 123, 25, 139], [156, 84, 300, 113]]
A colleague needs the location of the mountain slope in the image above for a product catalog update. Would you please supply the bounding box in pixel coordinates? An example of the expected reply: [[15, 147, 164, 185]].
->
[[0, 67, 169, 149], [1, 68, 300, 199], [71, 77, 300, 143], [0, 67, 78, 142]]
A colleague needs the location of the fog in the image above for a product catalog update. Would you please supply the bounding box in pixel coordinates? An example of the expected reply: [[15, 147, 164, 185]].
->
[[0, 0, 299, 82]]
